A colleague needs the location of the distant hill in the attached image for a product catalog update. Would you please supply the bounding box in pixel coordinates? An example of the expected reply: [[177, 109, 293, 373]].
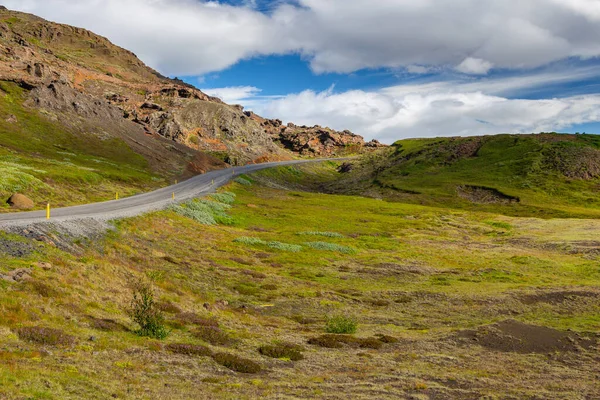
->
[[0, 7, 380, 209], [259, 133, 600, 218]]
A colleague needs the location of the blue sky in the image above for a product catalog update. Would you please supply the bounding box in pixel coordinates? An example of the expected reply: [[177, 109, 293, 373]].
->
[[6, 0, 600, 143]]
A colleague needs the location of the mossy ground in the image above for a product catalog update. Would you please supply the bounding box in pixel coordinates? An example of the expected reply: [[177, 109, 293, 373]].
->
[[0, 169, 598, 399]]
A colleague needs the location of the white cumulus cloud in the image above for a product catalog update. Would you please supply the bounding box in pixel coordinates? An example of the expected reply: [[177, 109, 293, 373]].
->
[[4, 0, 600, 76]]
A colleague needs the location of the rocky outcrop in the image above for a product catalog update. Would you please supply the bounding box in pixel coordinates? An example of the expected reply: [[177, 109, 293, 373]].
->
[[0, 7, 386, 168]]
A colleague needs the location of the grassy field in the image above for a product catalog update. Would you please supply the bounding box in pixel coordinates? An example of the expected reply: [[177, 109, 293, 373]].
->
[[0, 81, 165, 211], [0, 165, 598, 399]]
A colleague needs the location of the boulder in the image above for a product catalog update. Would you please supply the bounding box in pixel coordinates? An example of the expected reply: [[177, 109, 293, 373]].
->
[[7, 193, 34, 209]]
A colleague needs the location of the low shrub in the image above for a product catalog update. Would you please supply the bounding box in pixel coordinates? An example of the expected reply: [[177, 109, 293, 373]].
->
[[17, 327, 75, 346], [258, 343, 304, 361], [325, 315, 358, 334], [234, 237, 266, 246], [128, 281, 169, 340], [165, 343, 212, 357], [210, 192, 236, 205], [298, 231, 344, 238], [305, 242, 356, 254], [291, 315, 319, 325], [268, 241, 303, 252], [194, 326, 232, 346], [308, 334, 384, 350], [261, 283, 278, 291], [234, 177, 252, 186], [213, 352, 261, 373], [170, 203, 216, 225]]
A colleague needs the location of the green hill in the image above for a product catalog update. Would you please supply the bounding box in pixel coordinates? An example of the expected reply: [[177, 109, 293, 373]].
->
[[264, 133, 600, 218]]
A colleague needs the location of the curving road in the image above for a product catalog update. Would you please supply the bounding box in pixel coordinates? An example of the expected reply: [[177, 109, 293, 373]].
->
[[0, 159, 327, 227]]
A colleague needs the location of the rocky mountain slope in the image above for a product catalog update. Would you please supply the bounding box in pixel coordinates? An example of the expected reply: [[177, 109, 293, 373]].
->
[[0, 7, 381, 168]]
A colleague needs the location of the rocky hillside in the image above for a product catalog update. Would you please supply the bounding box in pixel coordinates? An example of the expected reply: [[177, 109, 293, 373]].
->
[[0, 7, 380, 168]]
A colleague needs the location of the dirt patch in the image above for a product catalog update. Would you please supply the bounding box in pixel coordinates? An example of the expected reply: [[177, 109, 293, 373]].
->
[[457, 185, 520, 204], [455, 319, 598, 354], [517, 290, 600, 305]]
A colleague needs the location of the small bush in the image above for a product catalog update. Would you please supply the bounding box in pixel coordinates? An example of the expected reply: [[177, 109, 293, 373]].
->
[[17, 327, 75, 346], [305, 242, 356, 254], [194, 326, 232, 346], [298, 231, 344, 238], [234, 177, 252, 186], [213, 352, 261, 373], [210, 192, 236, 205], [128, 281, 169, 340], [325, 315, 357, 334], [268, 241, 303, 252], [258, 343, 304, 361], [234, 237, 266, 245], [165, 343, 212, 357], [261, 283, 278, 291]]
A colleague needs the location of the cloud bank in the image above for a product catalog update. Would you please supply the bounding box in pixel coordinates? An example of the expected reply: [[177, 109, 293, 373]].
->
[[6, 0, 600, 76]]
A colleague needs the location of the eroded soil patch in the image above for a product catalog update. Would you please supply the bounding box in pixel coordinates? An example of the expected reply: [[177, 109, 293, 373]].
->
[[455, 319, 598, 354]]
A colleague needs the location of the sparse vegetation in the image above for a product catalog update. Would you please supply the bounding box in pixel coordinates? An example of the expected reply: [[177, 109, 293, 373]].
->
[[234, 177, 252, 186], [194, 326, 232, 346], [127, 280, 169, 340], [298, 231, 344, 238], [16, 327, 76, 346], [305, 241, 356, 254]]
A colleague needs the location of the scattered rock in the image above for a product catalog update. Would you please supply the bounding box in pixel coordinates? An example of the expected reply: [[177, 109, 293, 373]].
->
[[1, 268, 33, 282], [35, 262, 52, 271], [7, 193, 34, 209]]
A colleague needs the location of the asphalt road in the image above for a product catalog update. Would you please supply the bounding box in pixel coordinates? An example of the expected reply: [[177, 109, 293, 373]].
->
[[0, 159, 325, 227]]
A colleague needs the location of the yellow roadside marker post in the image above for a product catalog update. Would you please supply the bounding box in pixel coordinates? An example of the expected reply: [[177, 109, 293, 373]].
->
[[212, 179, 214, 185], [116, 193, 119, 200], [172, 192, 175, 200], [46, 203, 50, 220]]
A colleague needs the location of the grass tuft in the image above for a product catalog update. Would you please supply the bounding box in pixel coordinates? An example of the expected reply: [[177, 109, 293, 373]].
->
[[325, 315, 358, 334], [165, 343, 212, 357]]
